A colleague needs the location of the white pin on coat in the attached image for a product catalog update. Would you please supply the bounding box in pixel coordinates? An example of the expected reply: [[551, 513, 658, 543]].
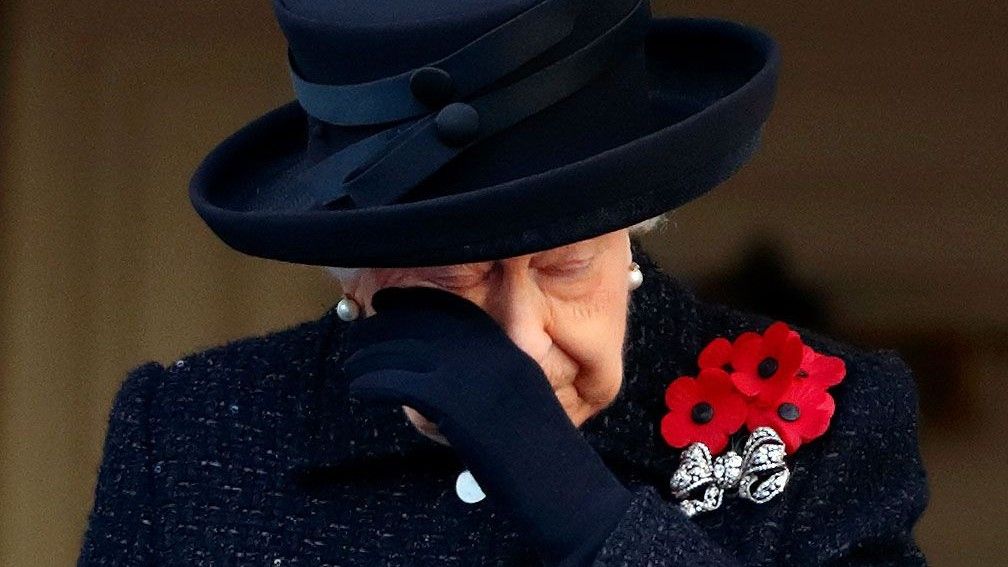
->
[[455, 470, 486, 504]]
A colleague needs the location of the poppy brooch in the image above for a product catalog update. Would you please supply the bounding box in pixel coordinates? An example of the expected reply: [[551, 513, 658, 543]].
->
[[660, 321, 846, 517]]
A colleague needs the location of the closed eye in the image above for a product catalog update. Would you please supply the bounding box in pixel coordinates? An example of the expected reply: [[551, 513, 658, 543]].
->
[[542, 260, 592, 278], [428, 273, 486, 290]]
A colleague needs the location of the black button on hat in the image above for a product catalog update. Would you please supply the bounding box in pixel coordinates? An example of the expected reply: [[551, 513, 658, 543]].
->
[[436, 103, 480, 147], [410, 67, 455, 108]]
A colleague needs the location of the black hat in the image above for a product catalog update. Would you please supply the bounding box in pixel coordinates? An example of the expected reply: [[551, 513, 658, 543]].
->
[[189, 0, 779, 268]]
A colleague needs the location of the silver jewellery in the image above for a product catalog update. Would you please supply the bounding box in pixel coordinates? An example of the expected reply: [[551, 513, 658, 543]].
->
[[338, 260, 642, 324], [669, 426, 790, 518]]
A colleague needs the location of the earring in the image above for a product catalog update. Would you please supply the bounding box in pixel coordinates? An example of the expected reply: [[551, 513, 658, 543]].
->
[[336, 296, 361, 321], [629, 261, 644, 291]]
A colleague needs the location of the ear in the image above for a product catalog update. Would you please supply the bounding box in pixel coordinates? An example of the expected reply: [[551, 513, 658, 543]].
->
[[327, 266, 371, 314]]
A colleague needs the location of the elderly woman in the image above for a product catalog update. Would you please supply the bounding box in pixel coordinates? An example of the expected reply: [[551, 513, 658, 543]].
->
[[79, 1, 929, 565]]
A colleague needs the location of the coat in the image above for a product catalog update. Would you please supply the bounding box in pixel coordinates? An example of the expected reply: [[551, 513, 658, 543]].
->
[[77, 245, 929, 566]]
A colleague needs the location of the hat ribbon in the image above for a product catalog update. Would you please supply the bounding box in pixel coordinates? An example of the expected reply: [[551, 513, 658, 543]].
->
[[290, 0, 650, 210], [290, 0, 587, 126]]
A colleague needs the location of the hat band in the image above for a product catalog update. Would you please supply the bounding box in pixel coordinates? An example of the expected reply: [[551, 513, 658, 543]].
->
[[291, 0, 650, 210], [289, 0, 587, 127]]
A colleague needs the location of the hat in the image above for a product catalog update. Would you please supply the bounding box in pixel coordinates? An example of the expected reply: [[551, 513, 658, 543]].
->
[[189, 0, 779, 268]]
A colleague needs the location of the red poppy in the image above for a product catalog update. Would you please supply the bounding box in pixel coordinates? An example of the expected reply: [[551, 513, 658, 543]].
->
[[661, 368, 748, 454], [729, 322, 804, 405], [797, 344, 846, 389], [745, 379, 836, 453], [697, 337, 733, 371]]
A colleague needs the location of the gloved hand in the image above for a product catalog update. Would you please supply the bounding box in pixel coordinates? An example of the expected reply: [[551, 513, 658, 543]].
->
[[341, 286, 632, 567]]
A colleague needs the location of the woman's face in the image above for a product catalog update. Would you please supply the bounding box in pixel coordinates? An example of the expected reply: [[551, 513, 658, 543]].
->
[[342, 229, 633, 443]]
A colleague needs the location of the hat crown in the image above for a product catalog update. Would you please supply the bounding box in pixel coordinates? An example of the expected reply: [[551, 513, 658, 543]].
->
[[273, 0, 655, 209], [275, 0, 641, 86], [277, 0, 554, 85]]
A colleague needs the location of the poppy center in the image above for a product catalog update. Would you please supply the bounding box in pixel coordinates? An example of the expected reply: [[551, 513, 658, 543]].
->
[[722, 363, 734, 373], [757, 357, 778, 378], [777, 402, 800, 422], [691, 402, 715, 424]]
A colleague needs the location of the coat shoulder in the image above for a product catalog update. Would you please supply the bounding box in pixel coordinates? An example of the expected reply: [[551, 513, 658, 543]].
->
[[626, 250, 925, 460], [155, 306, 338, 401], [693, 296, 923, 432], [632, 248, 919, 413], [119, 306, 341, 469]]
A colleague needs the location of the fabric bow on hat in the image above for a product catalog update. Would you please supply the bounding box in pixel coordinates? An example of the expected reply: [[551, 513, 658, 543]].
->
[[661, 321, 847, 517]]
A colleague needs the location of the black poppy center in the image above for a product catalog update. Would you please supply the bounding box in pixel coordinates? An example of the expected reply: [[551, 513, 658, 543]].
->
[[691, 402, 715, 424], [722, 363, 734, 373], [777, 402, 800, 422], [758, 357, 779, 378]]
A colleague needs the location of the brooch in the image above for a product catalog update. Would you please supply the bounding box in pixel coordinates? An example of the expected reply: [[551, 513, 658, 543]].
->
[[660, 322, 846, 517]]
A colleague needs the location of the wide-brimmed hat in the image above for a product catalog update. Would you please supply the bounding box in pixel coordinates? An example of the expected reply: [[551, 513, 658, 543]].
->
[[190, 0, 779, 268]]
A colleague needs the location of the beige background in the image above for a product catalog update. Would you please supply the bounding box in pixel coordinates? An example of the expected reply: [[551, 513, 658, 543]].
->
[[1, 1, 1005, 565]]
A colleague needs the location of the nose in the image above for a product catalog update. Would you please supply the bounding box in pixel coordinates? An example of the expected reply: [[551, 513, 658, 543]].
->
[[483, 273, 552, 362]]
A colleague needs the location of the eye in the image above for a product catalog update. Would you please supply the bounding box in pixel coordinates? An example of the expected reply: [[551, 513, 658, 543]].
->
[[427, 271, 487, 290], [542, 259, 592, 278]]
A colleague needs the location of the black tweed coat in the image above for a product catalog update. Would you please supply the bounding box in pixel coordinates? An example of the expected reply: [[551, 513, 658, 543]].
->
[[78, 245, 929, 566]]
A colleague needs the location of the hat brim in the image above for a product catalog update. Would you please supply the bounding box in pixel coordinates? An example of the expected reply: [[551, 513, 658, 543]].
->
[[190, 17, 779, 268]]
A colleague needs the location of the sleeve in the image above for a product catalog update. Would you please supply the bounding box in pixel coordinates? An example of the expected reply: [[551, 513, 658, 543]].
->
[[590, 485, 743, 566], [77, 361, 165, 567], [589, 349, 929, 566]]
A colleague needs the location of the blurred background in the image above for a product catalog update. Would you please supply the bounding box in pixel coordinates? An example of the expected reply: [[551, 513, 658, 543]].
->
[[1, 1, 1005, 565]]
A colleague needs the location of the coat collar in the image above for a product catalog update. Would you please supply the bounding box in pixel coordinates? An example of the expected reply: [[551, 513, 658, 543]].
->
[[288, 240, 704, 489]]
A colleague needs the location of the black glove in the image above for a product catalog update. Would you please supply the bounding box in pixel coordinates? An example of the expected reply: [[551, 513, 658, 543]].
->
[[342, 286, 632, 566]]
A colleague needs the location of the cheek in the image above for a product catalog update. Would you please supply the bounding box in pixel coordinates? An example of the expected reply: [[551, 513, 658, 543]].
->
[[549, 296, 627, 414], [550, 282, 629, 378]]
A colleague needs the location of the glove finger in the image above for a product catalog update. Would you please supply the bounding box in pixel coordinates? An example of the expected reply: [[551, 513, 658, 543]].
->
[[342, 339, 435, 378], [341, 308, 439, 350], [347, 368, 445, 424], [372, 286, 493, 326]]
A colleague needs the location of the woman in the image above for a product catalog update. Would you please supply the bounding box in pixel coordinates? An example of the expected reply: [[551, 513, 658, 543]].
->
[[79, 0, 929, 565]]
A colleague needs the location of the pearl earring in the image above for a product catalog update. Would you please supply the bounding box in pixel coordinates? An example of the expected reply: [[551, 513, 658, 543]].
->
[[336, 296, 361, 321], [629, 261, 644, 290]]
